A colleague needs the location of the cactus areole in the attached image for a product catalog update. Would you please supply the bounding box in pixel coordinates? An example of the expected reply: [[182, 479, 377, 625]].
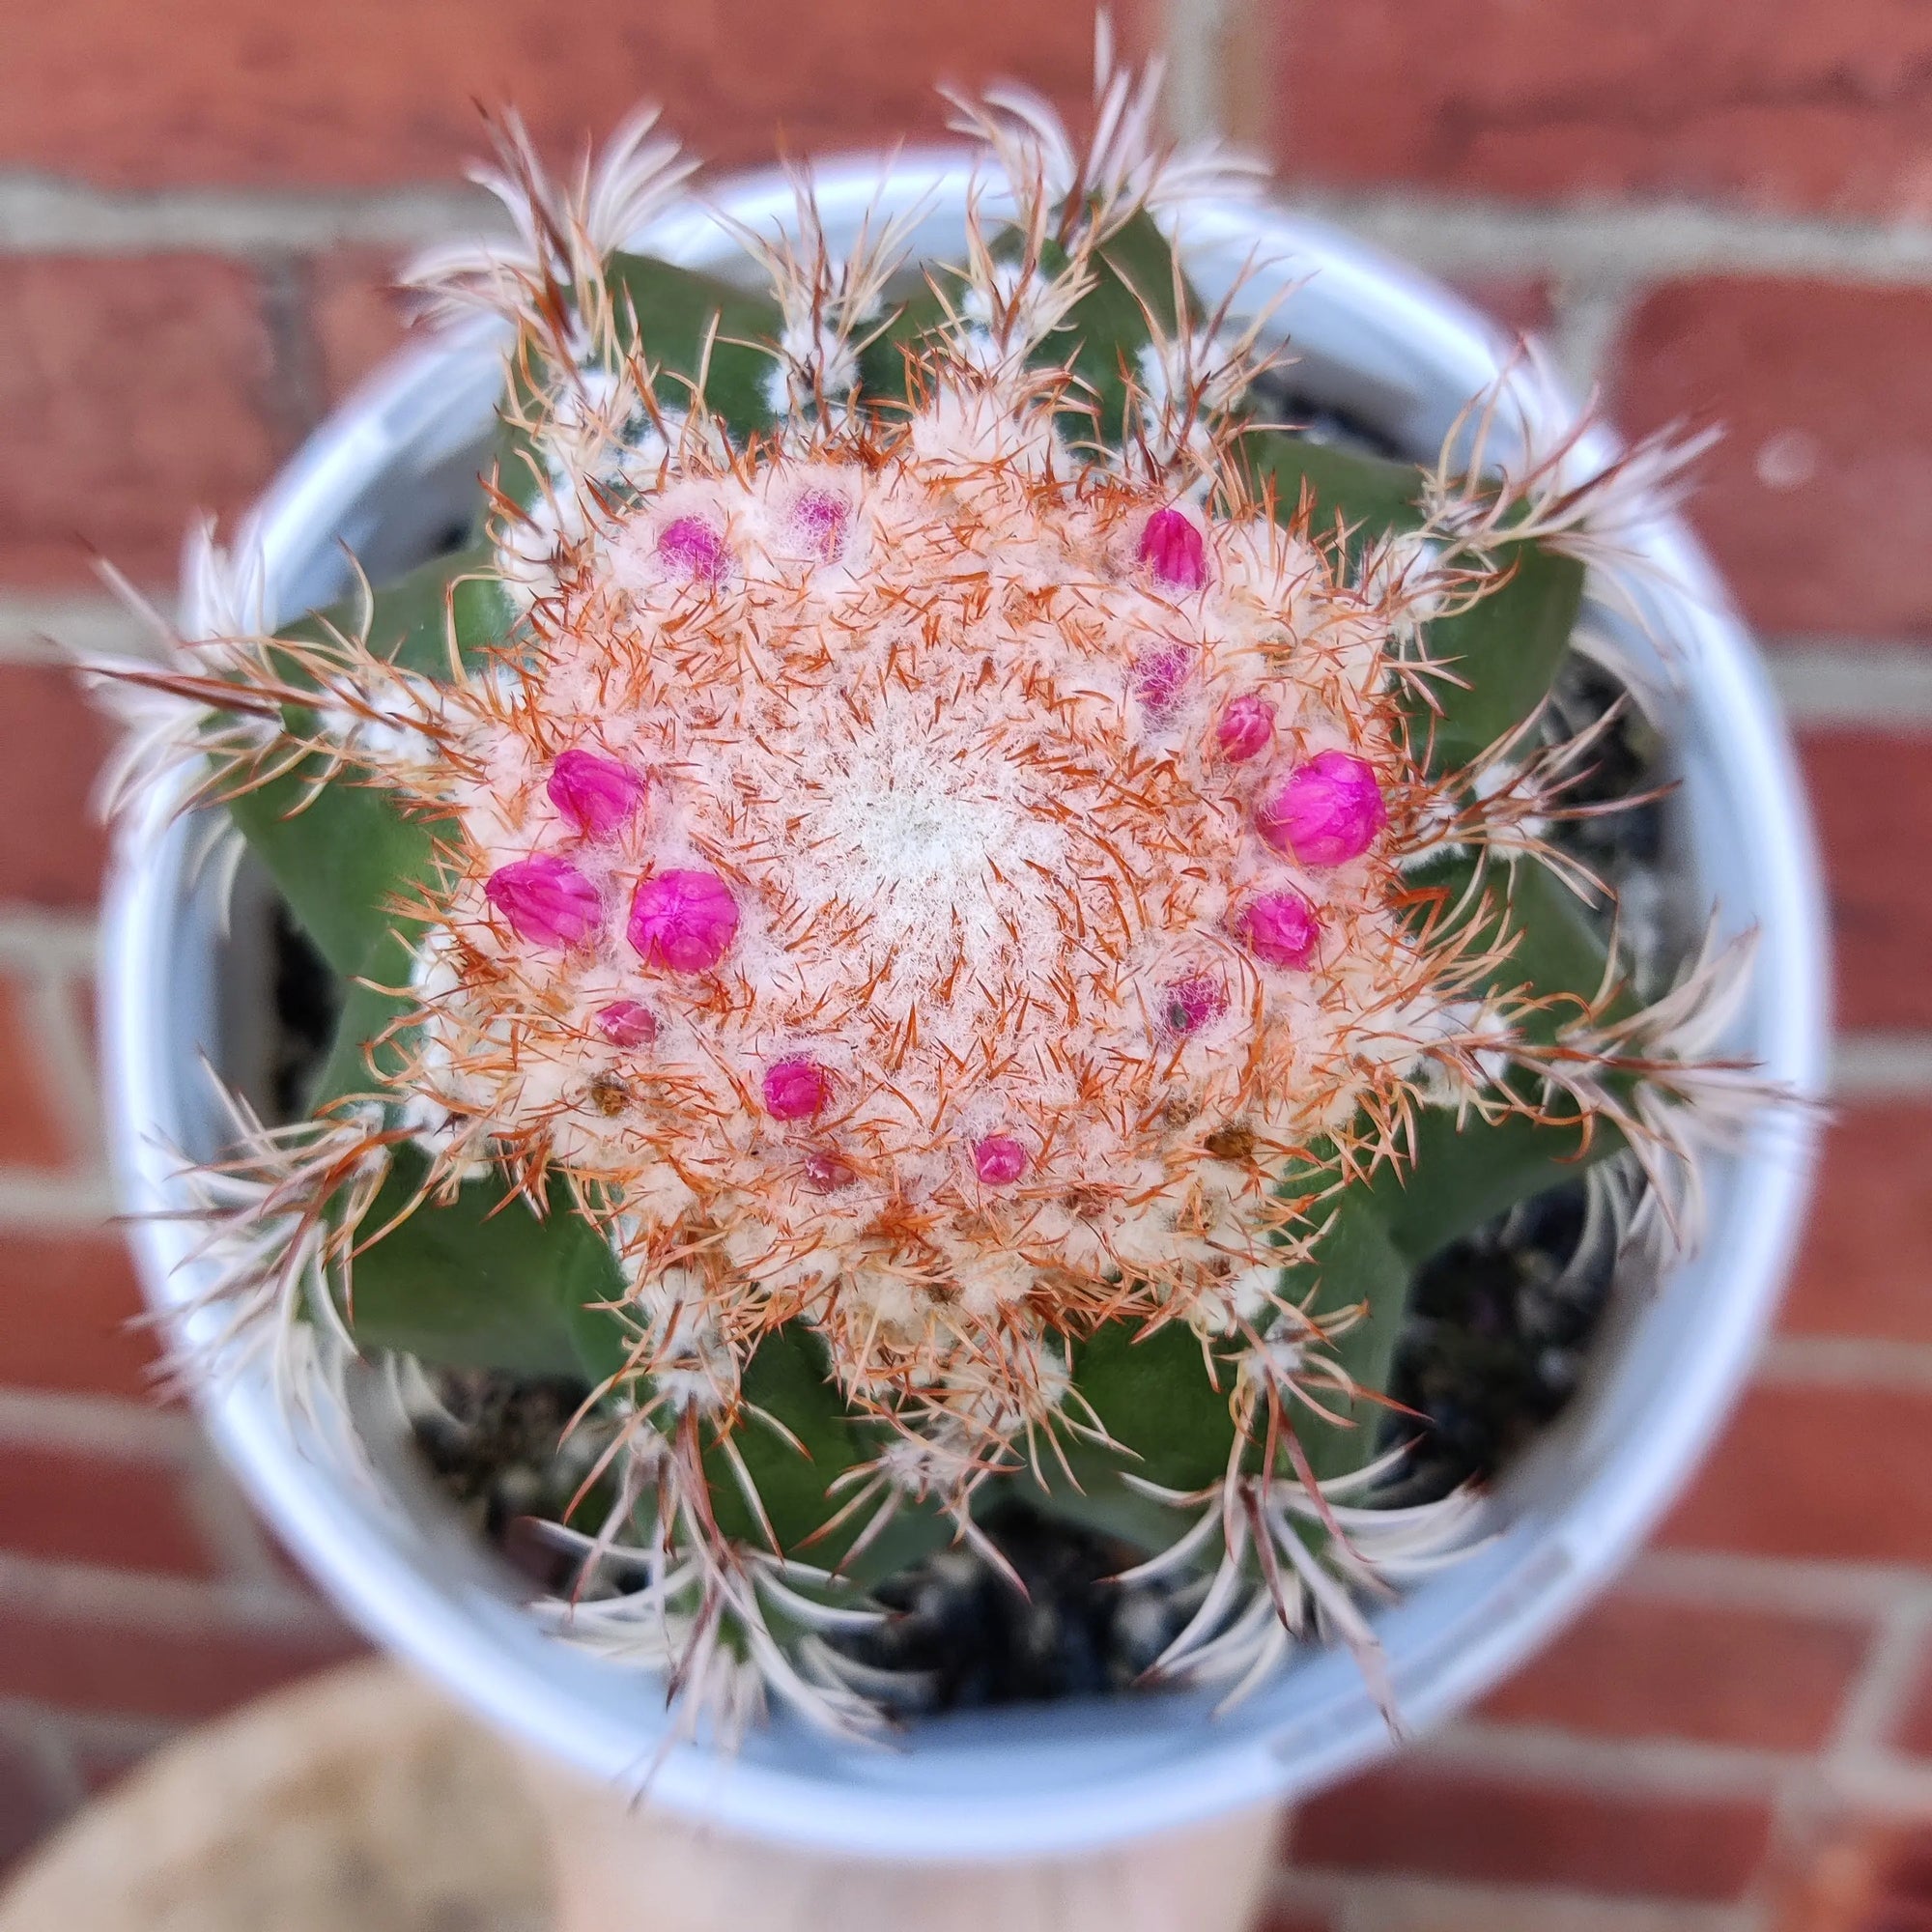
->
[[92, 44, 1758, 1745]]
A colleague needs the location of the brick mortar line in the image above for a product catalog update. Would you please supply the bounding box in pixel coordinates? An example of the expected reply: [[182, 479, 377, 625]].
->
[[1416, 1718, 1793, 1799], [1756, 1336, 1932, 1393], [1157, 0, 1227, 147], [1433, 1717, 1932, 1819], [1292, 189, 1932, 286], [175, 1439, 301, 1594], [3, 169, 1932, 287], [0, 174, 494, 255], [255, 252, 330, 454], [0, 1698, 189, 1807], [1829, 1596, 1932, 1756], [1831, 1035, 1932, 1100], [0, 1171, 123, 1229], [0, 1387, 193, 1456], [0, 590, 158, 666], [23, 952, 105, 1172], [0, 1549, 340, 1635], [1269, 1869, 1766, 1932], [10, 1701, 184, 1757], [1546, 272, 1639, 394], [1805, 1750, 1932, 1816], [1770, 644, 1932, 727], [1630, 1548, 1932, 1619], [0, 1709, 92, 1829], [0, 1371, 325, 1596], [0, 908, 99, 970]]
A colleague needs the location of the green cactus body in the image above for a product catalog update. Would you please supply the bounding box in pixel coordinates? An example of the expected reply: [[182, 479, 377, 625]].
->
[[96, 65, 1750, 1740]]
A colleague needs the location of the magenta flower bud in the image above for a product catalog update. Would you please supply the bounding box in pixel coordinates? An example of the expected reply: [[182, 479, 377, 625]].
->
[[627, 868, 740, 973], [1161, 973, 1228, 1037], [657, 516, 727, 582], [1132, 641, 1193, 720], [594, 999, 659, 1047], [763, 1057, 827, 1122], [803, 1150, 857, 1193], [1137, 506, 1207, 590], [1235, 889, 1321, 970], [483, 854, 602, 950], [792, 488, 849, 562], [547, 749, 646, 841], [972, 1134, 1028, 1185], [1256, 751, 1387, 867], [1215, 694, 1276, 764]]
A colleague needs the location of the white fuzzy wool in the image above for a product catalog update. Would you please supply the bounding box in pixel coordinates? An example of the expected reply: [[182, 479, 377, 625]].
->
[[373, 386, 1442, 1388]]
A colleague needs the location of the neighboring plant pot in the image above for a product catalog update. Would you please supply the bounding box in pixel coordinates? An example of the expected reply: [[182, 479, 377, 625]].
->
[[99, 156, 1828, 1861]]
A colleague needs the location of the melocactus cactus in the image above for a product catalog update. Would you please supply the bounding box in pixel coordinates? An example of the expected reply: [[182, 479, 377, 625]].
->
[[95, 40, 1756, 1740]]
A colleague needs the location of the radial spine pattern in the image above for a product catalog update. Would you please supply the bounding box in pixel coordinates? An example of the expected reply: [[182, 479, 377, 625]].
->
[[90, 33, 1760, 1740]]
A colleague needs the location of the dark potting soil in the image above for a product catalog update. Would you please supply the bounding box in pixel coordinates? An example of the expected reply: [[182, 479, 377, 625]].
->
[[269, 899, 344, 1125], [261, 446, 1674, 1710], [839, 1505, 1193, 1708], [1370, 1176, 1611, 1512], [405, 1371, 612, 1596]]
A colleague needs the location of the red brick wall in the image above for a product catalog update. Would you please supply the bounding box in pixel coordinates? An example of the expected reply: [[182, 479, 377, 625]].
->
[[1229, 4, 1932, 1927], [0, 2, 1925, 1922]]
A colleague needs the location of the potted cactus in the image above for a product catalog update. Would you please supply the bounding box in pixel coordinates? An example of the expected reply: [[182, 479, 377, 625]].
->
[[92, 35, 1821, 1877]]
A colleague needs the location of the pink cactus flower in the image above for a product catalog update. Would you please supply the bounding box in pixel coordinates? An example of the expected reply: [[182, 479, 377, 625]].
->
[[1161, 973, 1228, 1037], [763, 1058, 828, 1122], [1133, 641, 1194, 720], [627, 869, 740, 973], [792, 488, 849, 562], [802, 1150, 857, 1192], [547, 749, 646, 841], [1137, 506, 1207, 590], [1256, 752, 1387, 867], [1235, 889, 1321, 970], [1215, 694, 1277, 764], [483, 855, 602, 950], [658, 516, 727, 582], [972, 1134, 1029, 1185], [594, 1000, 659, 1047]]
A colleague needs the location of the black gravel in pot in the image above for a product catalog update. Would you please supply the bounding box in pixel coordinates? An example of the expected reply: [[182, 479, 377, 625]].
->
[[1370, 1175, 1619, 1512], [268, 900, 342, 1124], [835, 1502, 1193, 1710], [407, 1369, 609, 1595]]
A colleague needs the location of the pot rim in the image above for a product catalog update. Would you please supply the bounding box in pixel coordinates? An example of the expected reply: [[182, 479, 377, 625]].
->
[[99, 151, 1831, 1858]]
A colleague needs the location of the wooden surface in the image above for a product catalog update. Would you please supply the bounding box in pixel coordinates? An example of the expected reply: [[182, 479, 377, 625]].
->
[[0, 1660, 1278, 1932], [0, 1662, 551, 1932], [523, 1754, 1279, 1932]]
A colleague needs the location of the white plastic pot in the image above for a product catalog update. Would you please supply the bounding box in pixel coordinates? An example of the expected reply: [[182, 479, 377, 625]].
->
[[100, 156, 1829, 1861]]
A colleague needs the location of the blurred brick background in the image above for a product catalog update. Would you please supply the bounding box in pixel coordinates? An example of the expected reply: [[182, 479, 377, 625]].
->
[[0, 1, 1929, 1924]]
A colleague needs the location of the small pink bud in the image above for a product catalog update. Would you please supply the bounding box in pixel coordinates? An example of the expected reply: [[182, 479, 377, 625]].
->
[[1137, 506, 1207, 590], [973, 1134, 1029, 1185], [1132, 641, 1193, 720], [763, 1058, 828, 1122], [627, 869, 740, 973], [484, 854, 602, 950], [1257, 751, 1387, 867], [803, 1150, 857, 1192], [657, 516, 727, 582], [1236, 889, 1321, 970], [1161, 973, 1228, 1037], [792, 488, 849, 562], [1215, 694, 1276, 764], [547, 749, 646, 841], [594, 1000, 659, 1047]]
